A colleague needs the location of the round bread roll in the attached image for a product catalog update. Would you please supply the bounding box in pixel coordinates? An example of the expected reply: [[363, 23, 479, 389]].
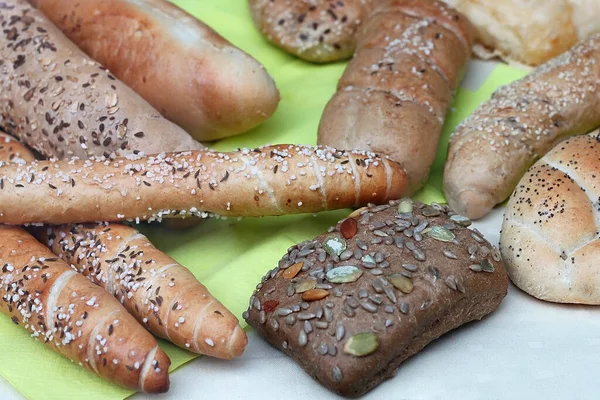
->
[[500, 131, 600, 303]]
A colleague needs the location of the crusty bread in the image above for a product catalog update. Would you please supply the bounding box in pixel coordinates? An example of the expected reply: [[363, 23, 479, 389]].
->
[[500, 132, 600, 304], [248, 0, 374, 63], [444, 34, 600, 220], [245, 200, 508, 397], [318, 0, 473, 194], [0, 145, 409, 225], [31, 0, 280, 141], [442, 0, 600, 66], [0, 0, 202, 160]]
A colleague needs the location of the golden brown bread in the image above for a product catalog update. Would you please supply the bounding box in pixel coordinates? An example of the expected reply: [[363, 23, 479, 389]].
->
[[444, 34, 600, 220], [248, 0, 374, 63], [0, 145, 409, 225], [0, 132, 35, 164], [501, 132, 600, 304], [318, 0, 473, 194], [31, 0, 280, 141], [36, 223, 248, 359], [0, 0, 202, 160]]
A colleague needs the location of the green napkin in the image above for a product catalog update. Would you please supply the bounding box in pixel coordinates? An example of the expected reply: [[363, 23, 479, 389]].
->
[[0, 1, 528, 399]]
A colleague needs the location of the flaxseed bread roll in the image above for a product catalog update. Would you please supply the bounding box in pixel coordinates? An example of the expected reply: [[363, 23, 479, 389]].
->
[[245, 199, 508, 397], [0, 0, 202, 160], [500, 132, 600, 304]]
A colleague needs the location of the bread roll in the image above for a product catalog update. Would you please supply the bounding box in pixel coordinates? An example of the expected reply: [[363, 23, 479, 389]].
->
[[444, 34, 600, 220], [500, 132, 600, 304], [318, 0, 473, 194], [0, 0, 202, 160], [442, 0, 600, 66], [31, 0, 280, 141]]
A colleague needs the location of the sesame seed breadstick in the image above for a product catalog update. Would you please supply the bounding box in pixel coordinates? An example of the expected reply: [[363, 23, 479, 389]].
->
[[444, 34, 600, 220], [248, 0, 374, 63], [35, 223, 248, 359], [30, 0, 280, 142], [0, 0, 202, 161], [0, 144, 408, 225], [0, 132, 35, 164], [317, 0, 474, 194]]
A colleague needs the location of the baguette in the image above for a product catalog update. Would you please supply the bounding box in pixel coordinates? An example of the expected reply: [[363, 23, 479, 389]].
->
[[443, 34, 600, 220], [248, 0, 374, 63], [0, 144, 408, 225], [318, 0, 473, 194], [0, 0, 202, 160], [36, 223, 248, 359], [30, 0, 280, 141]]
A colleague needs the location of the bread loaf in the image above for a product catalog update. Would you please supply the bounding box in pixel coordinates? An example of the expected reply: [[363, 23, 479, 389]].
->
[[444, 34, 600, 220], [31, 0, 280, 141], [0, 0, 202, 160], [0, 145, 409, 225], [442, 0, 600, 66], [248, 0, 374, 63], [318, 0, 473, 194], [500, 132, 600, 304], [245, 199, 508, 397]]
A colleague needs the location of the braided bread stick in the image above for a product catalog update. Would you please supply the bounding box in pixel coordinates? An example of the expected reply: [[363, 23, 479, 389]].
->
[[31, 0, 280, 141], [444, 34, 600, 220], [0, 145, 408, 225], [318, 0, 474, 194], [0, 0, 202, 160], [248, 0, 374, 63], [35, 223, 248, 359], [0, 135, 170, 393]]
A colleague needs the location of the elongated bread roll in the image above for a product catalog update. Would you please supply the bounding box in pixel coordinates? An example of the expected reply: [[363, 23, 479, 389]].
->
[[36, 223, 248, 359], [31, 0, 280, 141], [444, 34, 600, 220], [0, 226, 171, 393], [0, 132, 35, 164], [442, 0, 600, 66], [318, 0, 473, 194], [0, 145, 408, 225], [500, 132, 600, 304], [248, 0, 374, 63], [0, 0, 202, 160]]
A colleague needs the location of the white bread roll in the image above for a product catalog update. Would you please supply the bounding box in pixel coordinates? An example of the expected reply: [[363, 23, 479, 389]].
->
[[442, 0, 600, 66], [500, 131, 600, 304]]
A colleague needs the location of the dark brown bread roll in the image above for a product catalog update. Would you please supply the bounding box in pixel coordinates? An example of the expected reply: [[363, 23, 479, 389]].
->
[[244, 199, 508, 397]]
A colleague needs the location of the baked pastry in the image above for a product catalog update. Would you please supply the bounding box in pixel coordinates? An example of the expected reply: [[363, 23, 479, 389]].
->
[[245, 199, 508, 397], [31, 0, 280, 141], [500, 131, 600, 304], [444, 34, 600, 220], [317, 0, 474, 194], [0, 145, 408, 225], [248, 0, 374, 63], [442, 0, 600, 66], [0, 0, 202, 160], [36, 223, 248, 359]]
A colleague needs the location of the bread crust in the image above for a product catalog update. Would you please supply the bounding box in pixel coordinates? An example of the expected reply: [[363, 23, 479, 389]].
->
[[444, 34, 600, 220], [32, 0, 280, 141]]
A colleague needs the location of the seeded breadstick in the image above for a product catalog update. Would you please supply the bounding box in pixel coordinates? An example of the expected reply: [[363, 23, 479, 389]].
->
[[0, 0, 202, 160], [444, 34, 600, 220], [0, 144, 408, 225], [318, 0, 474, 194], [0, 132, 35, 164], [248, 0, 374, 63], [35, 223, 248, 359]]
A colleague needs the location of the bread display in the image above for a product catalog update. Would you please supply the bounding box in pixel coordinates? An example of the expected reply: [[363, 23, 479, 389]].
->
[[500, 132, 600, 304], [0, 0, 203, 160], [248, 0, 374, 63], [245, 199, 508, 397], [444, 34, 600, 220], [0, 144, 408, 225], [317, 0, 474, 194], [35, 223, 248, 359], [31, 0, 280, 141], [441, 0, 600, 66]]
